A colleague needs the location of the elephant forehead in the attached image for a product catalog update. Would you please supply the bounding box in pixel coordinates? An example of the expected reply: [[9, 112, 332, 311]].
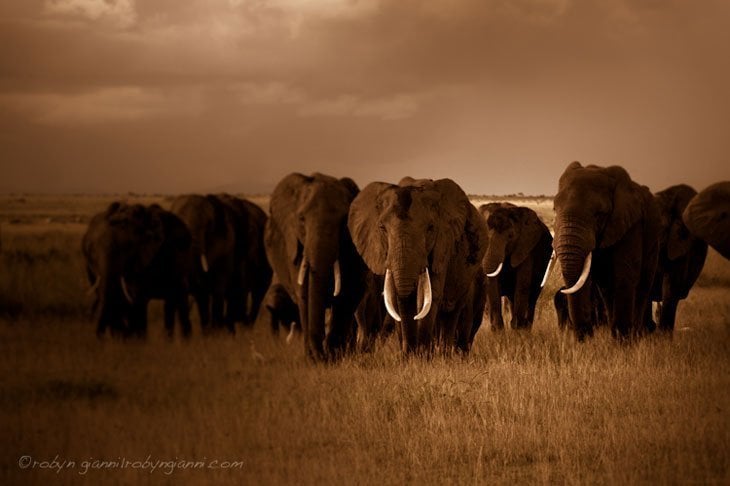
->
[[300, 183, 350, 212], [380, 187, 436, 218]]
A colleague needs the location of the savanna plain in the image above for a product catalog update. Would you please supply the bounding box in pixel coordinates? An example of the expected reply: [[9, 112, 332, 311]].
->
[[1, 194, 728, 485]]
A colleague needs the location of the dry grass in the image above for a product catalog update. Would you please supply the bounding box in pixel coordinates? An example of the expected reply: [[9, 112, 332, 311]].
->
[[0, 195, 728, 485]]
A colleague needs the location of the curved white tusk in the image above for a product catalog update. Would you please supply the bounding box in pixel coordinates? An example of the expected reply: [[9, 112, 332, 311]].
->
[[120, 277, 134, 304], [87, 276, 100, 296], [333, 260, 341, 297], [200, 254, 209, 273], [540, 251, 556, 288], [286, 323, 296, 344], [561, 252, 592, 295], [297, 257, 309, 286], [414, 268, 432, 321], [382, 269, 402, 322], [486, 262, 503, 278]]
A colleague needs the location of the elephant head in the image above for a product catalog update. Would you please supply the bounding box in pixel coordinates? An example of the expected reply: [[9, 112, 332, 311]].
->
[[683, 181, 730, 259], [655, 184, 701, 261], [481, 203, 549, 279], [266, 173, 361, 360], [348, 177, 486, 353], [553, 162, 649, 294]]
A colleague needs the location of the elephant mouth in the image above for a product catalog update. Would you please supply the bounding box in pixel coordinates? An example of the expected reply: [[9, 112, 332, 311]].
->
[[383, 267, 432, 322], [296, 255, 342, 297], [560, 252, 592, 295]]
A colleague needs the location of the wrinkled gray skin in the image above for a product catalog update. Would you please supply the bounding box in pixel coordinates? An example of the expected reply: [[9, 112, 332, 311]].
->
[[683, 181, 730, 260], [171, 194, 236, 333], [480, 203, 553, 331], [553, 162, 661, 340], [650, 184, 708, 332], [217, 194, 273, 327], [265, 173, 369, 361], [82, 202, 193, 338], [349, 177, 487, 355]]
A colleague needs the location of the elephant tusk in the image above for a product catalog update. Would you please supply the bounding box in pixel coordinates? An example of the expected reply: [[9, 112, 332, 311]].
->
[[486, 262, 503, 278], [200, 254, 209, 273], [414, 267, 432, 321], [297, 257, 309, 287], [540, 251, 556, 288], [286, 323, 296, 344], [382, 269, 402, 322], [87, 276, 100, 296], [561, 252, 592, 295], [120, 277, 134, 304], [333, 260, 341, 297]]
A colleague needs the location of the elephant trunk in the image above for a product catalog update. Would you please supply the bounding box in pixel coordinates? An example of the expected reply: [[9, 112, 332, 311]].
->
[[306, 268, 328, 358], [484, 238, 506, 277], [555, 217, 594, 293]]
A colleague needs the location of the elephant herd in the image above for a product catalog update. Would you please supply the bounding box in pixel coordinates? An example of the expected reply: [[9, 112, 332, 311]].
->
[[82, 164, 730, 361]]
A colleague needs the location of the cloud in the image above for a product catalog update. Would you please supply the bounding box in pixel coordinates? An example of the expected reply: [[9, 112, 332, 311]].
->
[[232, 82, 420, 120], [44, 0, 137, 28], [0, 86, 200, 124], [299, 94, 419, 120]]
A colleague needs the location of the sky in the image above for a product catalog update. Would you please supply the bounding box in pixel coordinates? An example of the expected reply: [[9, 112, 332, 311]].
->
[[1, 0, 729, 195]]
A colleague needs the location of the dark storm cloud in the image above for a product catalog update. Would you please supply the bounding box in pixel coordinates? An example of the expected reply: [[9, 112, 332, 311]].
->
[[1, 0, 728, 194]]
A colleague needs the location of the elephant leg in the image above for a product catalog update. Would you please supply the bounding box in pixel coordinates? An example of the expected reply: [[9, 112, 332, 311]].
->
[[554, 290, 570, 330], [328, 301, 357, 358], [128, 301, 148, 339], [195, 292, 211, 331], [658, 297, 679, 333], [610, 284, 635, 341], [456, 303, 473, 354], [248, 284, 268, 326], [511, 273, 532, 330], [211, 292, 226, 328], [486, 279, 504, 331], [178, 292, 192, 339], [567, 286, 593, 341], [164, 299, 176, 339]]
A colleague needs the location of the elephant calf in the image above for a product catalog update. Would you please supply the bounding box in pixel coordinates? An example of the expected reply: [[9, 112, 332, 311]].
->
[[651, 184, 708, 332]]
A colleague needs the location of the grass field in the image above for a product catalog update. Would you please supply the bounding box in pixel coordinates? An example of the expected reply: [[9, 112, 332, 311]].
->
[[1, 194, 728, 485]]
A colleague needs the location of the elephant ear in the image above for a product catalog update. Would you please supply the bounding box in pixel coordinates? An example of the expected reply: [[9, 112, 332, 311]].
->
[[339, 177, 360, 201], [600, 166, 645, 249], [270, 173, 310, 263], [348, 182, 393, 275], [511, 207, 544, 268], [430, 179, 484, 274], [666, 220, 693, 260]]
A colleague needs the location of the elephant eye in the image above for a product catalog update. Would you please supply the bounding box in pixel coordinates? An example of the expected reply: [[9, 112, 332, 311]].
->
[[378, 223, 386, 233], [427, 224, 435, 233]]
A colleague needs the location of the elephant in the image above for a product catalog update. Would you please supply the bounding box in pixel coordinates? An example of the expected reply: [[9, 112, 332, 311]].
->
[[480, 202, 553, 331], [552, 162, 661, 340], [217, 194, 273, 327], [171, 194, 238, 333], [648, 185, 708, 332], [262, 282, 301, 343], [264, 173, 369, 361], [82, 202, 193, 338], [682, 181, 730, 260], [348, 177, 488, 355]]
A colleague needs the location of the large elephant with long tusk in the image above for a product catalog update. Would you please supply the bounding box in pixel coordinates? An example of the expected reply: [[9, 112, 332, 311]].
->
[[553, 162, 661, 340], [480, 202, 553, 331], [264, 173, 369, 361], [348, 177, 488, 355], [82, 202, 193, 338]]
